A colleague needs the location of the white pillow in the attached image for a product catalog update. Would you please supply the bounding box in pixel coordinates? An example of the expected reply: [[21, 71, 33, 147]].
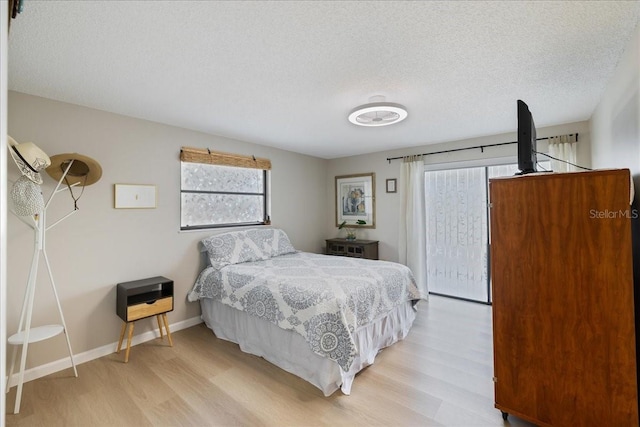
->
[[201, 228, 296, 268]]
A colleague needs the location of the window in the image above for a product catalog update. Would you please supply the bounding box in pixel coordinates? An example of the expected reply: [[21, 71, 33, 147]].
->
[[424, 161, 550, 303], [180, 147, 271, 230]]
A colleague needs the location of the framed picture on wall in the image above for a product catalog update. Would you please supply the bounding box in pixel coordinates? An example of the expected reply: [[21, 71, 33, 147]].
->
[[386, 178, 397, 193], [335, 173, 375, 228], [114, 184, 157, 209]]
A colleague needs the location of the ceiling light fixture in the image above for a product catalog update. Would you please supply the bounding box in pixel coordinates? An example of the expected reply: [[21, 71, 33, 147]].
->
[[348, 97, 408, 127]]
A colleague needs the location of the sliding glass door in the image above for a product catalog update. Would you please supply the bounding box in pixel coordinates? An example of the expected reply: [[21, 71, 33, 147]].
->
[[424, 163, 529, 303]]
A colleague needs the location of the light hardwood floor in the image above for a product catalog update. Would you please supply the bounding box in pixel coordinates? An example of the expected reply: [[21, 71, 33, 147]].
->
[[6, 296, 535, 426]]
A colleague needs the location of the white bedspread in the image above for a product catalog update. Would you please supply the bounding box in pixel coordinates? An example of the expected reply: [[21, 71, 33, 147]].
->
[[188, 252, 423, 371]]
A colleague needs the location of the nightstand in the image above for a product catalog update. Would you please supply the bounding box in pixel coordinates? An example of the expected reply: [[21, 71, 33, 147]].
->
[[325, 238, 379, 260], [116, 276, 174, 362]]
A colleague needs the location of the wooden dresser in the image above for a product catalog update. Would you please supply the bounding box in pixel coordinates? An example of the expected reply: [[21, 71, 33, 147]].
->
[[489, 169, 638, 426], [325, 238, 379, 260]]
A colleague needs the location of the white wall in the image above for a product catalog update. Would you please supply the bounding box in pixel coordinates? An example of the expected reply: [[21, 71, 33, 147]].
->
[[589, 22, 640, 371], [325, 121, 591, 262], [7, 91, 328, 369], [591, 22, 640, 177]]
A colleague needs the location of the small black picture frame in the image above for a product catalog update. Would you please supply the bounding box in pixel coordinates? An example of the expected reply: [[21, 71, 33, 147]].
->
[[386, 178, 397, 193]]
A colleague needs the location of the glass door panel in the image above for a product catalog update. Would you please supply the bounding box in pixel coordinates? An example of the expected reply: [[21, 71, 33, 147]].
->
[[425, 167, 489, 303], [424, 162, 552, 303]]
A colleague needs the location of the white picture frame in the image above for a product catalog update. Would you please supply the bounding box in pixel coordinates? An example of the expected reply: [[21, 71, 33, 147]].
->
[[114, 184, 156, 209]]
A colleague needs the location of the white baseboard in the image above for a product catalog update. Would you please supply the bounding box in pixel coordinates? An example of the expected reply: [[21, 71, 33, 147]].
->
[[6, 316, 203, 388]]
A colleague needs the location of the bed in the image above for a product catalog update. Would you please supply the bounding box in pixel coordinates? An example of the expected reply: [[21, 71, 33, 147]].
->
[[188, 228, 425, 396]]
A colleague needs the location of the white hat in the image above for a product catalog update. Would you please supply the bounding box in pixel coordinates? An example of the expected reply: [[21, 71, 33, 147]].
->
[[11, 175, 45, 217], [7, 136, 51, 185]]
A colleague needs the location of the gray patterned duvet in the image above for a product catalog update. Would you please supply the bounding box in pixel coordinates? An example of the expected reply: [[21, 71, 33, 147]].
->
[[188, 252, 423, 371]]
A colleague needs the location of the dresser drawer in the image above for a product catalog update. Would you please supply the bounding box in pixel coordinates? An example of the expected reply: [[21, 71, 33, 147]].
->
[[325, 238, 379, 260], [127, 296, 173, 321]]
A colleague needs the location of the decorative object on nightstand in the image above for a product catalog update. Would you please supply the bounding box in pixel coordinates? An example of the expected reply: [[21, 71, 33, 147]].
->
[[338, 219, 366, 241], [6, 137, 103, 414], [326, 238, 378, 260], [116, 276, 174, 363]]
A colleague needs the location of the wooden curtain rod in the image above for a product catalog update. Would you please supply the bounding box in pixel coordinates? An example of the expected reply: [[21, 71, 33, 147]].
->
[[386, 133, 578, 164]]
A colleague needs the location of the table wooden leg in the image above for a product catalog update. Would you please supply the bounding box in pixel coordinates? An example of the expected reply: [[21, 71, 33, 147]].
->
[[116, 322, 127, 354], [162, 314, 173, 347], [124, 322, 134, 363], [156, 315, 164, 340]]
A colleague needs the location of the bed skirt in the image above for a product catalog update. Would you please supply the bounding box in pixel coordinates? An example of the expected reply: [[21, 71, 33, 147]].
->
[[200, 298, 418, 396]]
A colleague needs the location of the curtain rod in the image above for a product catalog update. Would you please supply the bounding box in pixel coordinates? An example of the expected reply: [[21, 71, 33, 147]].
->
[[386, 133, 578, 163]]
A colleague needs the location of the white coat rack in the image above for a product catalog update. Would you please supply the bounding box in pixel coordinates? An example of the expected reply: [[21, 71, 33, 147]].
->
[[6, 160, 79, 414]]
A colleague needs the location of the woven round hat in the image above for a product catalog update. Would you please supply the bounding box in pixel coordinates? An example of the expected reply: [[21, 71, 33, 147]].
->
[[11, 175, 45, 216], [46, 153, 102, 186], [7, 136, 51, 185]]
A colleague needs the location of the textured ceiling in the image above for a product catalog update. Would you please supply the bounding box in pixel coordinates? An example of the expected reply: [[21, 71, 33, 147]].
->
[[8, 1, 640, 159]]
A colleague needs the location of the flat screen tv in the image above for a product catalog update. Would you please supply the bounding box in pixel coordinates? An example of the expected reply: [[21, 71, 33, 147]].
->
[[517, 100, 537, 175]]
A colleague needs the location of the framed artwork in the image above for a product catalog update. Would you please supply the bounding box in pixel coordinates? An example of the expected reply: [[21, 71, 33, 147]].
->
[[386, 178, 397, 193], [114, 184, 157, 209], [335, 173, 375, 228]]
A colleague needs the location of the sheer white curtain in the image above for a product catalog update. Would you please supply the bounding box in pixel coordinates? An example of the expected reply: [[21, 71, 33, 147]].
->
[[398, 155, 428, 297], [547, 134, 577, 172]]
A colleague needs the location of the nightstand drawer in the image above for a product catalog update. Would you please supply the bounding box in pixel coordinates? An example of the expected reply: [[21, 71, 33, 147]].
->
[[325, 238, 379, 260], [127, 296, 173, 321]]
